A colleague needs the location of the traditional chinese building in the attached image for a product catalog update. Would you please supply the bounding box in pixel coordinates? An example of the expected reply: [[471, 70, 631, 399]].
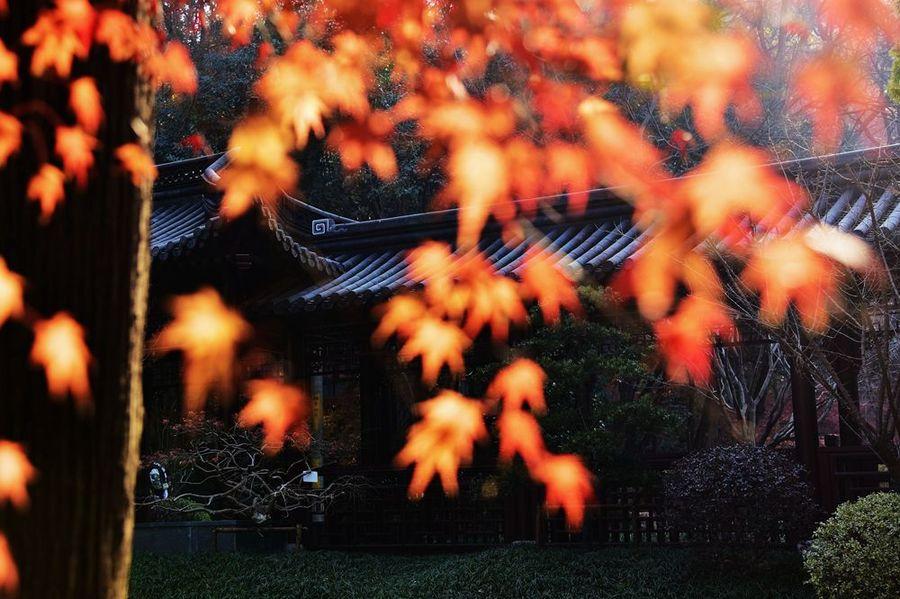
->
[[144, 146, 900, 547]]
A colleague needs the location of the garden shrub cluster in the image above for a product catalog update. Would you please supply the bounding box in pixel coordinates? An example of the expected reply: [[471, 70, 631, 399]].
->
[[664, 445, 819, 554], [803, 492, 900, 599]]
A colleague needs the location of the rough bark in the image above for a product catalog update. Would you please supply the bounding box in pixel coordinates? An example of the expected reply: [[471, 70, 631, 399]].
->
[[0, 2, 152, 597]]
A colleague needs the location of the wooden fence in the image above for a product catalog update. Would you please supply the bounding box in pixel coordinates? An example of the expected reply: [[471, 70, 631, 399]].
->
[[308, 447, 893, 550]]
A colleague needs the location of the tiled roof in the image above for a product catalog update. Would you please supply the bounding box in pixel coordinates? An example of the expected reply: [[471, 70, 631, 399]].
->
[[259, 145, 900, 313], [150, 154, 344, 275]]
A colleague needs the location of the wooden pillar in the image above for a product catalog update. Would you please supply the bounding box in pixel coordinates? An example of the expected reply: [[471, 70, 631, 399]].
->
[[789, 352, 820, 490], [829, 327, 863, 446]]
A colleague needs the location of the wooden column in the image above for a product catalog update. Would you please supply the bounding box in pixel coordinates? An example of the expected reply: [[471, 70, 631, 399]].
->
[[828, 327, 863, 446], [789, 352, 820, 490]]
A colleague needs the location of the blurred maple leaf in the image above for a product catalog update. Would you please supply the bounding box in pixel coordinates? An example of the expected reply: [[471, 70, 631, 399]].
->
[[742, 228, 874, 332], [115, 143, 157, 186], [0, 258, 25, 328], [655, 295, 735, 385], [27, 164, 66, 222], [239, 380, 310, 454], [533, 454, 595, 530], [95, 10, 139, 62], [793, 53, 883, 152], [327, 112, 398, 180], [21, 0, 93, 78], [0, 534, 17, 595], [0, 441, 36, 510], [497, 409, 546, 469], [219, 0, 261, 45], [217, 116, 298, 217], [55, 126, 97, 188], [487, 359, 547, 414], [0, 112, 22, 168], [371, 295, 428, 346], [179, 133, 211, 156], [680, 142, 808, 239], [69, 77, 103, 135], [151, 288, 250, 412], [30, 312, 92, 404], [519, 249, 581, 324], [0, 39, 17, 86], [395, 390, 487, 497], [144, 42, 198, 95], [398, 316, 471, 385], [821, 0, 900, 44]]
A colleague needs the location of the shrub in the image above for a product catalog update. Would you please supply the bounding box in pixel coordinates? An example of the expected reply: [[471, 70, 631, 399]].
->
[[803, 492, 900, 599], [149, 497, 212, 522], [664, 445, 818, 556]]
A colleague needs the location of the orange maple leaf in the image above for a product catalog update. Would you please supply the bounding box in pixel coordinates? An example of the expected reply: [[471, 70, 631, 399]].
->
[[55, 126, 97, 187], [95, 10, 139, 62], [680, 142, 808, 238], [407, 241, 455, 295], [445, 138, 513, 248], [792, 53, 883, 152], [151, 288, 250, 413], [239, 380, 311, 455], [21, 1, 93, 78], [326, 112, 398, 180], [0, 534, 17, 595], [533, 453, 595, 530], [497, 410, 546, 469], [0, 112, 22, 168], [742, 234, 851, 332], [821, 0, 900, 44], [115, 143, 157, 186], [487, 359, 547, 414], [397, 316, 471, 385], [545, 142, 593, 214], [219, 0, 262, 46], [0, 441, 36, 510], [0, 257, 25, 328], [69, 77, 103, 135], [654, 295, 735, 385], [27, 164, 66, 223], [144, 42, 198, 95], [372, 295, 428, 346], [218, 116, 298, 217], [0, 39, 17, 87], [519, 249, 581, 324], [395, 390, 487, 497], [30, 312, 92, 404]]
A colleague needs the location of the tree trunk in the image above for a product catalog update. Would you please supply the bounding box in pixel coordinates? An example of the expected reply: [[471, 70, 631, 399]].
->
[[0, 2, 152, 597]]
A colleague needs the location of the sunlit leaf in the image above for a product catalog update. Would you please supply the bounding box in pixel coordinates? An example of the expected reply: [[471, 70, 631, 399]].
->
[[395, 390, 487, 497], [654, 295, 735, 385], [54, 126, 97, 188], [497, 409, 546, 469], [445, 137, 512, 248], [0, 258, 25, 328], [239, 380, 311, 454], [533, 453, 594, 530], [21, 0, 93, 78], [69, 77, 103, 135], [115, 143, 157, 186], [0, 441, 36, 510], [27, 164, 66, 223], [327, 112, 398, 180], [0, 39, 17, 87], [151, 288, 250, 413], [821, 0, 900, 44], [519, 249, 581, 324], [144, 42, 198, 95], [372, 295, 428, 346], [95, 9, 139, 62], [0, 534, 17, 595], [218, 116, 298, 217], [30, 312, 92, 404], [398, 316, 471, 385], [487, 359, 547, 414], [0, 112, 22, 168]]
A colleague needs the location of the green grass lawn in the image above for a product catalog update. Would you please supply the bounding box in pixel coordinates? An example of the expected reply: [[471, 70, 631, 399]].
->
[[130, 545, 810, 598]]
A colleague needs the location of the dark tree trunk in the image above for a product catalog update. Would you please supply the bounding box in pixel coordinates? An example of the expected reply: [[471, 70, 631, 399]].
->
[[0, 2, 152, 597]]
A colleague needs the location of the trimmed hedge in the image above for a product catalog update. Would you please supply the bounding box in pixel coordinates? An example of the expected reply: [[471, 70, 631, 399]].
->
[[130, 546, 808, 599], [804, 492, 900, 599]]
